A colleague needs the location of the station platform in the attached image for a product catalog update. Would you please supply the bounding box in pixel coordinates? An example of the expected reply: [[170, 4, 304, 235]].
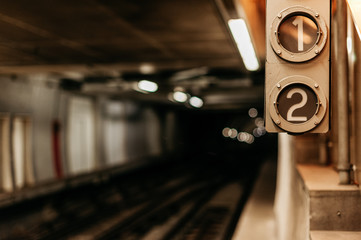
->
[[230, 157, 361, 240], [232, 158, 277, 240], [298, 164, 361, 240]]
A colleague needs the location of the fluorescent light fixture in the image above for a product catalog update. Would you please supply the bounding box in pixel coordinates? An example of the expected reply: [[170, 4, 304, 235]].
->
[[138, 80, 158, 93], [173, 91, 188, 103], [228, 19, 259, 71], [189, 96, 204, 108]]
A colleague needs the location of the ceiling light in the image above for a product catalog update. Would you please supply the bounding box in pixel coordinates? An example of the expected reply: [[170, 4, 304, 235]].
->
[[189, 96, 204, 108], [137, 80, 158, 93], [173, 91, 188, 102], [139, 63, 155, 74], [228, 19, 259, 71], [229, 128, 238, 138], [222, 127, 231, 137], [248, 108, 258, 118]]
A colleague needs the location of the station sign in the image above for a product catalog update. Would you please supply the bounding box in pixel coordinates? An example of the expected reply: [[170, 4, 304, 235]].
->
[[265, 1, 330, 133]]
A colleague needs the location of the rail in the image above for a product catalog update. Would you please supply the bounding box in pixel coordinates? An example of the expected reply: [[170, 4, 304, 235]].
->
[[0, 156, 260, 240]]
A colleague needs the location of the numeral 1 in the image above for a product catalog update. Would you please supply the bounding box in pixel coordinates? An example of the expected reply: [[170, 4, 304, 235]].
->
[[292, 16, 304, 51]]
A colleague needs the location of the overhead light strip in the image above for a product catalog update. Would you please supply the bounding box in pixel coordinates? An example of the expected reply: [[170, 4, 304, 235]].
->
[[228, 19, 259, 71]]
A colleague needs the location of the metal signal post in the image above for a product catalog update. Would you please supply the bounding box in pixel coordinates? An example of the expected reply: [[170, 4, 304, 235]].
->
[[265, 1, 330, 133]]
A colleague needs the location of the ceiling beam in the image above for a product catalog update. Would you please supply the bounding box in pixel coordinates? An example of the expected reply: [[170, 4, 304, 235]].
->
[[92, 1, 177, 59], [0, 12, 105, 59]]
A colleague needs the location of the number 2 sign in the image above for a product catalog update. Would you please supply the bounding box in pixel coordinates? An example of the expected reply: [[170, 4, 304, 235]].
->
[[268, 76, 327, 133]]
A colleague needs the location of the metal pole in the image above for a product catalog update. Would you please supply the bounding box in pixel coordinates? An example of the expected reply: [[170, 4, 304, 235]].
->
[[335, 0, 351, 184]]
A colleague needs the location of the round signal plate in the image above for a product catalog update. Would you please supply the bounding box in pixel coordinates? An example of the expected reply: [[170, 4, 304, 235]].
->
[[269, 75, 327, 133], [270, 6, 328, 62]]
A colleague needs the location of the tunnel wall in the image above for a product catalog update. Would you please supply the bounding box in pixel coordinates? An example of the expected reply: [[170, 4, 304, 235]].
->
[[0, 76, 59, 182], [0, 75, 172, 193]]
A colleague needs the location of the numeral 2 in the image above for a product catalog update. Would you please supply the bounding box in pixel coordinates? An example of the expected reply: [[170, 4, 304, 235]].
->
[[287, 88, 308, 122]]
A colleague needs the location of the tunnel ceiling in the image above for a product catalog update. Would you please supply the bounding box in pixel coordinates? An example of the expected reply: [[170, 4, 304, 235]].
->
[[0, 0, 266, 110]]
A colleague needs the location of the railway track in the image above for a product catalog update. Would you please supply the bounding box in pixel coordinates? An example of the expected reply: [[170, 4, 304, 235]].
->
[[0, 157, 259, 240]]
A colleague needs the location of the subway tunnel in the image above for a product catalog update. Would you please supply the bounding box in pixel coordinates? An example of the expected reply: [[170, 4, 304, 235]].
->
[[1, 0, 360, 239], [0, 1, 279, 239], [0, 73, 278, 239]]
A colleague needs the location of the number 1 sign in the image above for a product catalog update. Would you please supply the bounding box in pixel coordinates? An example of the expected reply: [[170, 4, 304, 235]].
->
[[270, 6, 328, 63]]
